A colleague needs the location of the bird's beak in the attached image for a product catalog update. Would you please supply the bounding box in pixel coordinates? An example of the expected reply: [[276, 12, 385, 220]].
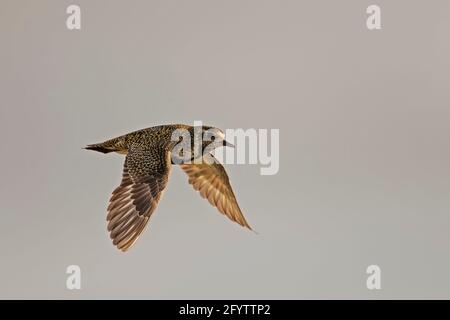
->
[[223, 140, 235, 148]]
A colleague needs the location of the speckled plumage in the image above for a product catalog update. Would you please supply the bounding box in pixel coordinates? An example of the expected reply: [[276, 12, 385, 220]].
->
[[86, 124, 252, 251]]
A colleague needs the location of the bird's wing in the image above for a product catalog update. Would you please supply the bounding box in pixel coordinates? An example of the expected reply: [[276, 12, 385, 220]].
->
[[180, 155, 252, 230], [107, 148, 171, 251]]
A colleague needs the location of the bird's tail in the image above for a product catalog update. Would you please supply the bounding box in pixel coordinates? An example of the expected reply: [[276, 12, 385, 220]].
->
[[84, 136, 128, 154], [84, 143, 114, 154]]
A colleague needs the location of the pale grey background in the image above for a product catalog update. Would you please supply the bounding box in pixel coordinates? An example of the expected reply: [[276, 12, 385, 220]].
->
[[1, 0, 449, 299]]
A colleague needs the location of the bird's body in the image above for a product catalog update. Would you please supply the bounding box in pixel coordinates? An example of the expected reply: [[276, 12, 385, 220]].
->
[[86, 124, 252, 251], [85, 124, 189, 155]]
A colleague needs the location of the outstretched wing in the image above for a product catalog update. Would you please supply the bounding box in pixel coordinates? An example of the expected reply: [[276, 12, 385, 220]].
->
[[180, 155, 252, 230], [107, 148, 171, 251]]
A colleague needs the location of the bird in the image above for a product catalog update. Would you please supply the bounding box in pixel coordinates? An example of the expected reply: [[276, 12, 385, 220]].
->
[[85, 124, 252, 251]]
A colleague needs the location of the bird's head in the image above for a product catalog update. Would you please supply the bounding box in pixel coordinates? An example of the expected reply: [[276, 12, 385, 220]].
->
[[171, 125, 234, 164], [198, 125, 234, 150]]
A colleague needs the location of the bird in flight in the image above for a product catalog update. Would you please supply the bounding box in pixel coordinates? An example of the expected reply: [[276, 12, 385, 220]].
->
[[86, 124, 252, 251]]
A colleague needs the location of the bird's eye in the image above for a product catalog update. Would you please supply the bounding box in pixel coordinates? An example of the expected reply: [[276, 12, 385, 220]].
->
[[204, 131, 213, 140]]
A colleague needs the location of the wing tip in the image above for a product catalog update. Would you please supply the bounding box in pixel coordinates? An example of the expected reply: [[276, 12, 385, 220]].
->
[[243, 222, 258, 234]]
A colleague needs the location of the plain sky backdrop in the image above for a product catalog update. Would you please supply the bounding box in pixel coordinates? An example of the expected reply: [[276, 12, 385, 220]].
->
[[1, 0, 450, 298]]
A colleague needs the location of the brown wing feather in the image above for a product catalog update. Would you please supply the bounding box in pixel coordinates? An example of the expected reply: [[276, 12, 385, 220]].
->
[[107, 149, 171, 251], [180, 156, 252, 230]]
